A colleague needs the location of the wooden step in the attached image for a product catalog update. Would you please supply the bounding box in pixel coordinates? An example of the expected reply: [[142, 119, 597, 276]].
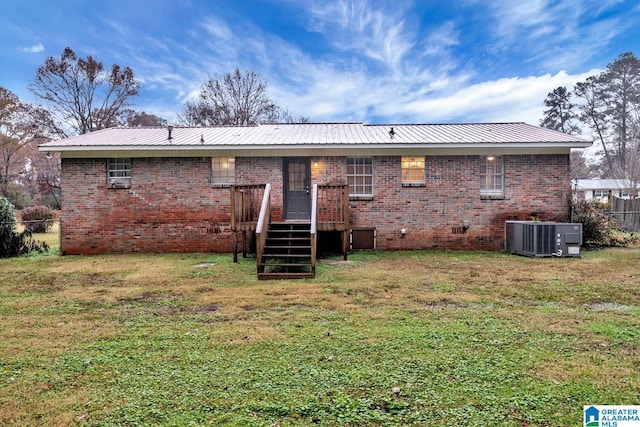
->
[[263, 258, 312, 264], [263, 250, 311, 256], [258, 221, 314, 280], [267, 236, 310, 241], [263, 260, 312, 266], [265, 245, 311, 249], [258, 272, 315, 280], [263, 255, 310, 260]]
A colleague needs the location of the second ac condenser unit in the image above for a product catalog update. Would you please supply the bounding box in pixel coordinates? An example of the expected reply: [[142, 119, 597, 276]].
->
[[505, 221, 582, 257]]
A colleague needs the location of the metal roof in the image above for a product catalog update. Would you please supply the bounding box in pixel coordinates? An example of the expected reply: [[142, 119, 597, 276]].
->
[[40, 122, 591, 152], [573, 179, 639, 191]]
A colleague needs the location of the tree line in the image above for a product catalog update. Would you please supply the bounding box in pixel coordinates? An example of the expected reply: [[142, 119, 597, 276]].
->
[[539, 52, 640, 197], [3, 47, 638, 209], [1, 47, 307, 209]]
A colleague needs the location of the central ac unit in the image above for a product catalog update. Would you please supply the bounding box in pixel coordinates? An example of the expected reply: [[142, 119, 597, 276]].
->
[[505, 221, 582, 257]]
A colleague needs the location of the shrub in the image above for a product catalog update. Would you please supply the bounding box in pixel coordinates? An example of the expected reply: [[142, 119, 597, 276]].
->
[[0, 196, 17, 235], [4, 183, 32, 210], [1, 197, 20, 257], [0, 197, 49, 257], [21, 205, 56, 233], [570, 199, 639, 247]]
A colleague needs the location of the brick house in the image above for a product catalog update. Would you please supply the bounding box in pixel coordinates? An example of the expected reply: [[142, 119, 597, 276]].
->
[[40, 122, 590, 277]]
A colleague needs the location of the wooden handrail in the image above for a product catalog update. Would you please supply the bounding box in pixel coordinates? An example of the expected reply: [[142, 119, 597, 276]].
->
[[316, 184, 350, 260], [230, 184, 266, 231], [316, 184, 349, 230], [342, 184, 350, 259], [231, 184, 267, 263], [230, 185, 237, 231], [310, 184, 318, 274], [231, 183, 349, 270], [255, 183, 271, 273]]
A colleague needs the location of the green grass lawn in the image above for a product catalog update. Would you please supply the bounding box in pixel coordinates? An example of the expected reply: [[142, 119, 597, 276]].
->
[[1, 248, 639, 426]]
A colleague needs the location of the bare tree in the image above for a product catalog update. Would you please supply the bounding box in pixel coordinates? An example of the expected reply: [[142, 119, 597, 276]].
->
[[574, 75, 615, 175], [17, 139, 61, 208], [121, 109, 167, 127], [614, 117, 640, 199], [178, 68, 307, 125], [0, 88, 38, 202], [277, 109, 310, 124], [569, 150, 592, 181], [29, 47, 140, 137], [541, 53, 640, 196], [573, 53, 640, 177], [600, 52, 640, 170]]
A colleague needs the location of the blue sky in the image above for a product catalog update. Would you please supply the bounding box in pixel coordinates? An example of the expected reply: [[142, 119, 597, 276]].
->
[[2, 0, 639, 127]]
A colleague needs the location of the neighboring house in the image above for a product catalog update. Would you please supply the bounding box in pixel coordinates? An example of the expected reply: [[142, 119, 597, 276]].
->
[[573, 178, 640, 202], [40, 122, 590, 260]]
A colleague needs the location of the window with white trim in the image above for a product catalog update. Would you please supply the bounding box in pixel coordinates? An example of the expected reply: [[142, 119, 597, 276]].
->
[[211, 157, 235, 186], [347, 157, 373, 197], [401, 156, 425, 185], [480, 156, 503, 195], [107, 158, 131, 188]]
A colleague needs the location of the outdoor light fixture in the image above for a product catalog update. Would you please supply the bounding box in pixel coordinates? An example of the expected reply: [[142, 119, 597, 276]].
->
[[487, 156, 495, 161]]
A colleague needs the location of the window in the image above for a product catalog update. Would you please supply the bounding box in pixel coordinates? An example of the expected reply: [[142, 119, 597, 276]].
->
[[107, 158, 131, 188], [401, 156, 425, 185], [593, 190, 606, 199], [211, 157, 235, 186], [347, 157, 373, 197], [287, 161, 306, 191], [480, 156, 503, 195]]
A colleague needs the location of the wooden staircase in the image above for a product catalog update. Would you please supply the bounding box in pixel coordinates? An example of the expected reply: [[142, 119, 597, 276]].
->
[[231, 183, 348, 280], [258, 222, 314, 280]]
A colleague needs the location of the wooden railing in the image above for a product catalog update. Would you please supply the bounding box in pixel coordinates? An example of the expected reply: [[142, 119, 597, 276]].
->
[[230, 183, 349, 266], [255, 183, 272, 273], [316, 184, 349, 231], [230, 184, 266, 231], [230, 184, 266, 262], [310, 184, 318, 275], [317, 184, 350, 259]]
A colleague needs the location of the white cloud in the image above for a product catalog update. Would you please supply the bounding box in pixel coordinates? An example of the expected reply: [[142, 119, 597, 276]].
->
[[20, 43, 44, 53], [142, 3, 598, 128], [420, 21, 459, 58], [306, 0, 416, 74], [273, 63, 599, 127], [110, 0, 616, 129], [200, 16, 233, 41], [397, 70, 599, 124], [480, 0, 630, 71]]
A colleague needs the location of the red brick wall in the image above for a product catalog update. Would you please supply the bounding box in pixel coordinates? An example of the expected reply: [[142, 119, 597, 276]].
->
[[60, 157, 232, 254], [60, 154, 570, 254], [236, 157, 284, 221], [341, 154, 570, 250]]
